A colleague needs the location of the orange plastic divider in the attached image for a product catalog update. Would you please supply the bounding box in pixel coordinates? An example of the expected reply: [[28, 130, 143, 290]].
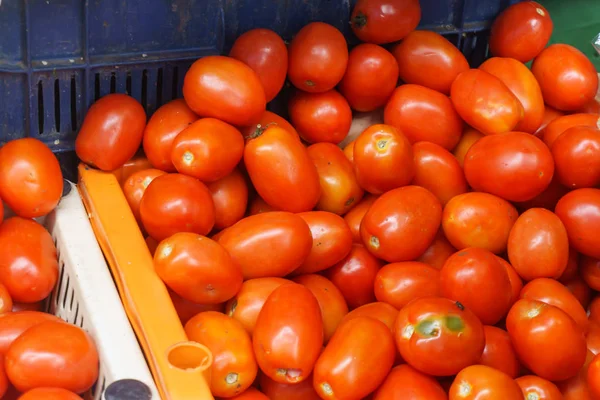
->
[[78, 163, 215, 400]]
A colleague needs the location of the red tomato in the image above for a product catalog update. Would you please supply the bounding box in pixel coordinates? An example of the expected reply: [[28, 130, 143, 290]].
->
[[532, 44, 599, 111], [183, 55, 266, 126], [373, 364, 447, 400], [240, 110, 299, 141], [223, 388, 269, 400], [464, 131, 554, 202], [579, 98, 600, 115], [168, 289, 224, 325], [391, 30, 469, 95], [588, 352, 600, 399], [565, 275, 592, 309], [582, 256, 600, 291], [0, 138, 63, 218], [343, 194, 377, 242], [489, 1, 553, 62], [515, 175, 569, 212], [142, 99, 198, 172], [384, 84, 463, 150], [229, 28, 288, 102], [542, 113, 599, 148], [288, 90, 352, 144], [287, 22, 348, 93], [361, 186, 442, 262], [259, 372, 320, 400], [247, 196, 278, 216], [557, 350, 595, 400], [17, 388, 81, 400], [139, 173, 215, 241], [0, 357, 6, 399], [253, 284, 323, 384], [122, 168, 166, 224], [449, 364, 523, 400], [0, 283, 12, 315], [442, 192, 518, 254], [394, 297, 485, 376], [338, 44, 399, 112], [350, 0, 421, 44], [145, 236, 159, 256], [516, 375, 563, 400], [313, 317, 395, 399], [341, 302, 398, 331], [496, 256, 524, 307], [374, 261, 440, 310], [552, 126, 600, 188], [342, 140, 354, 162], [185, 312, 257, 397], [590, 297, 600, 324], [453, 127, 484, 167], [244, 125, 321, 212], [506, 299, 587, 381], [6, 321, 99, 393], [207, 169, 248, 231], [534, 105, 565, 137], [417, 230, 457, 270], [555, 188, 600, 259], [479, 326, 520, 378], [0, 217, 58, 303], [0, 311, 61, 355]]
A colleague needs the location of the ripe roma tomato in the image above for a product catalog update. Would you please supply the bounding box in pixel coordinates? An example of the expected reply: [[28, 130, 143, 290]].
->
[[506, 299, 587, 381], [384, 84, 463, 150], [207, 169, 248, 231], [417, 230, 457, 270], [451, 69, 523, 135], [168, 289, 224, 325], [449, 365, 523, 400], [555, 188, 600, 259], [557, 350, 595, 400], [343, 141, 354, 162], [240, 110, 299, 141], [76, 93, 146, 171], [353, 124, 414, 194], [341, 302, 398, 331], [0, 284, 12, 314], [453, 127, 484, 168], [479, 326, 520, 378], [565, 275, 592, 309], [394, 297, 485, 376], [0, 138, 62, 218], [260, 372, 320, 400], [479, 57, 545, 133], [338, 44, 399, 112], [588, 353, 600, 399], [496, 256, 524, 307], [288, 22, 348, 93], [442, 192, 518, 254], [185, 312, 257, 397], [171, 118, 244, 182], [542, 113, 600, 148], [17, 388, 82, 400], [361, 186, 441, 262], [350, 0, 421, 44], [142, 99, 198, 172], [440, 248, 512, 325], [559, 250, 581, 283], [253, 284, 323, 384], [313, 317, 395, 399], [226, 388, 269, 400], [579, 98, 600, 114], [582, 256, 600, 291], [0, 356, 7, 399], [373, 364, 447, 400], [516, 375, 563, 400], [247, 196, 278, 216], [139, 173, 215, 241], [244, 125, 320, 212], [218, 212, 312, 279], [374, 262, 441, 310], [0, 311, 61, 355], [535, 105, 565, 137], [343, 194, 377, 242], [288, 90, 352, 144], [464, 131, 554, 202], [507, 208, 569, 281], [532, 44, 599, 111], [294, 212, 353, 275], [154, 233, 242, 304], [0, 217, 58, 303], [229, 28, 288, 102], [553, 126, 600, 188], [122, 168, 166, 224], [6, 321, 99, 393], [515, 176, 569, 213], [590, 297, 600, 324], [489, 1, 553, 62], [412, 141, 468, 205]]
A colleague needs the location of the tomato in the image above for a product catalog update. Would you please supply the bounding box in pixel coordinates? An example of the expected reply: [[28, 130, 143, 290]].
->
[[565, 275, 592, 309], [507, 208, 569, 281], [183, 55, 266, 126], [515, 175, 569, 212], [353, 124, 415, 194], [463, 131, 554, 202], [122, 168, 166, 224], [207, 168, 249, 231], [588, 352, 600, 399], [229, 28, 287, 102], [479, 57, 545, 134], [449, 364, 523, 400], [373, 364, 446, 400], [218, 212, 312, 279], [260, 372, 320, 400], [244, 125, 321, 212], [442, 192, 518, 254], [394, 297, 485, 376], [0, 217, 58, 303], [0, 283, 12, 315], [489, 1, 552, 62], [342, 141, 354, 162], [579, 98, 600, 114], [145, 235, 159, 256], [313, 317, 395, 399], [496, 256, 523, 307], [0, 138, 62, 218], [17, 388, 82, 400], [479, 326, 520, 378], [384, 84, 463, 150], [0, 312, 61, 355], [343, 194, 377, 242], [171, 118, 244, 182], [535, 105, 565, 137], [516, 375, 563, 400], [350, 0, 421, 44], [553, 126, 600, 188], [142, 99, 198, 172], [361, 186, 442, 262], [417, 230, 457, 270], [582, 256, 600, 291], [223, 388, 269, 400], [247, 196, 278, 216], [555, 188, 600, 259], [288, 22, 348, 93], [374, 262, 440, 310], [292, 274, 348, 343], [6, 321, 98, 393], [240, 110, 299, 141], [557, 350, 595, 400], [532, 44, 599, 111], [391, 30, 469, 95], [294, 212, 353, 275], [589, 322, 600, 355], [341, 302, 398, 332], [338, 44, 399, 112], [0, 357, 7, 399], [590, 297, 600, 324], [289, 90, 352, 144], [168, 289, 224, 325], [453, 127, 484, 168], [506, 299, 587, 381], [253, 283, 323, 384], [139, 173, 215, 241], [185, 312, 257, 397], [325, 244, 382, 309], [440, 248, 512, 325], [541, 113, 599, 148]]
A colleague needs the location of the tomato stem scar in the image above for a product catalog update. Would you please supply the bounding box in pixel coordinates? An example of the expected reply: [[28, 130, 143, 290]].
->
[[351, 12, 367, 28], [225, 372, 238, 384]]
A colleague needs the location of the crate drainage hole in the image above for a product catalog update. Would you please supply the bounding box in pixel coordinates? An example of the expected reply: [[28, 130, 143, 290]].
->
[[167, 342, 212, 372]]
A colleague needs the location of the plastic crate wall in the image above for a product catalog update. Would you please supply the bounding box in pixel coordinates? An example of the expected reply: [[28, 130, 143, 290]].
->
[[0, 0, 521, 155]]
